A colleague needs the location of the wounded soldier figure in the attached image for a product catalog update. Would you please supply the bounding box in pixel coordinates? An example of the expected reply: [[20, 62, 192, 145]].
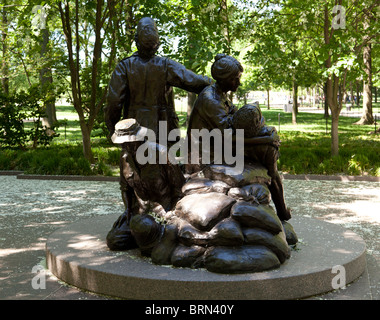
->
[[232, 103, 291, 221]]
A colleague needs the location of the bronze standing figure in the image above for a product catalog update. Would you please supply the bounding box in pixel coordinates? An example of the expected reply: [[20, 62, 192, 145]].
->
[[104, 17, 211, 250]]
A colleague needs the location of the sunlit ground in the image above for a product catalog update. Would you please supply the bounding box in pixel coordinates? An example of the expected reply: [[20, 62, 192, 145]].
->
[[283, 179, 380, 260], [0, 175, 378, 299]]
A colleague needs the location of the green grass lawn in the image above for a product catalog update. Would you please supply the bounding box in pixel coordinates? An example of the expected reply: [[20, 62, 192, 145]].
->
[[1, 103, 379, 176], [261, 107, 380, 176]]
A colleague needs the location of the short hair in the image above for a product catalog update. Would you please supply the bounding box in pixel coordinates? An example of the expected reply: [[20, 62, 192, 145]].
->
[[211, 54, 243, 82], [135, 17, 160, 52]]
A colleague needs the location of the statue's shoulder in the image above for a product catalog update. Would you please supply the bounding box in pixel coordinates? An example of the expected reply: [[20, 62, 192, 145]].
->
[[163, 56, 182, 69], [193, 84, 221, 112], [201, 84, 221, 103], [152, 55, 169, 67], [119, 52, 138, 64], [113, 54, 139, 74]]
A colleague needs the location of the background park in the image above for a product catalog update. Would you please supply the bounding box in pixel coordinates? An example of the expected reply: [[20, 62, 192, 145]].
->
[[0, 0, 379, 301], [0, 0, 379, 178]]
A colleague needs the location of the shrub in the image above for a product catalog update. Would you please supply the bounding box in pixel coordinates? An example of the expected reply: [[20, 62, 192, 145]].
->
[[0, 87, 58, 149], [348, 154, 370, 175]]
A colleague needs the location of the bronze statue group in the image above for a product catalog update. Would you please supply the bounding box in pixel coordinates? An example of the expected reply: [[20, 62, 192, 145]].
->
[[103, 18, 294, 273]]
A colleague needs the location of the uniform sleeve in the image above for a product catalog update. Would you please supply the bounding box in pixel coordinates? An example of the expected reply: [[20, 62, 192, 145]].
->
[[166, 59, 212, 94], [104, 60, 129, 136], [197, 94, 233, 131]]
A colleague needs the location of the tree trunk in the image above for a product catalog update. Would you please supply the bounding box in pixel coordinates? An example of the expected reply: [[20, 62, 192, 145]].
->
[[80, 120, 93, 163], [88, 0, 104, 132], [59, 1, 91, 161], [267, 88, 270, 110], [323, 81, 329, 117], [331, 109, 340, 156], [355, 17, 373, 125], [324, 4, 343, 156], [40, 28, 57, 129], [1, 1, 9, 95], [292, 79, 297, 125], [356, 79, 373, 124], [58, 0, 108, 163], [220, 0, 232, 55], [326, 74, 341, 156]]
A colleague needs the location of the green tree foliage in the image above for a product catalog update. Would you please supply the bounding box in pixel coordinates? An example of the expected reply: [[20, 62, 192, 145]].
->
[[1, 0, 67, 132], [1, 0, 379, 162], [0, 86, 57, 148], [242, 0, 379, 156]]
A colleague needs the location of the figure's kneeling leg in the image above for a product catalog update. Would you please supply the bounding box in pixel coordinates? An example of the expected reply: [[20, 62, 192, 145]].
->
[[266, 150, 291, 221], [106, 183, 139, 250]]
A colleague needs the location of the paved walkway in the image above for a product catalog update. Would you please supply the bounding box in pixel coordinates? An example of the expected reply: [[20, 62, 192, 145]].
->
[[298, 106, 380, 120], [0, 173, 379, 300]]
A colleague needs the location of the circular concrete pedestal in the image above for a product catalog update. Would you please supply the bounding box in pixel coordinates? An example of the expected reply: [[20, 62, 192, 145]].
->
[[46, 215, 366, 300]]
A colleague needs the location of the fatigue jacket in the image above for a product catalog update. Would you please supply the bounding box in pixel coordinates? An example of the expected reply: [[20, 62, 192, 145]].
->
[[186, 83, 237, 170], [187, 83, 237, 133], [105, 52, 212, 136]]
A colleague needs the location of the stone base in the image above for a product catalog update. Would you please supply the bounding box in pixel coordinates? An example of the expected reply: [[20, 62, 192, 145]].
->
[[46, 215, 366, 300]]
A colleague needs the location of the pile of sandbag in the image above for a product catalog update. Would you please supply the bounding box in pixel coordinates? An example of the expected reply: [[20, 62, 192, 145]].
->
[[130, 163, 298, 274]]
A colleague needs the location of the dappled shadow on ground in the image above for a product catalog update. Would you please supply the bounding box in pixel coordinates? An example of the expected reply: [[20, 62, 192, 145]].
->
[[0, 175, 379, 299], [283, 179, 380, 261], [0, 176, 123, 299]]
